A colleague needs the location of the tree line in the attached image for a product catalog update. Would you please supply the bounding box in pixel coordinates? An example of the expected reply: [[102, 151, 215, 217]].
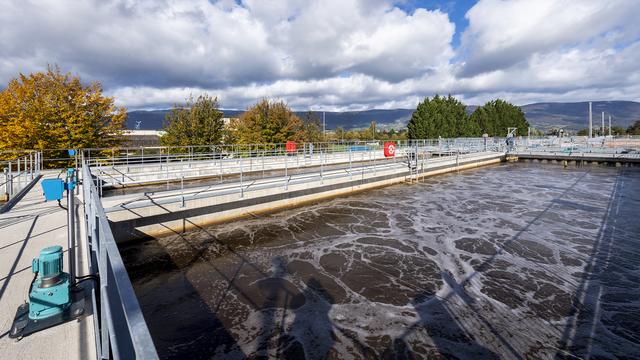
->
[[0, 67, 573, 154], [407, 95, 529, 139], [161, 97, 410, 146]]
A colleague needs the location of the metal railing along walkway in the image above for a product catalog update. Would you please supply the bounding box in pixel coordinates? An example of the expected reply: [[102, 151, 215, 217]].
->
[[103, 151, 502, 213], [1, 151, 42, 212], [81, 163, 158, 359], [90, 138, 507, 190]]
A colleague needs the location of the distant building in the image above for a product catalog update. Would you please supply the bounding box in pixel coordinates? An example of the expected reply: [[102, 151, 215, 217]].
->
[[121, 130, 165, 147]]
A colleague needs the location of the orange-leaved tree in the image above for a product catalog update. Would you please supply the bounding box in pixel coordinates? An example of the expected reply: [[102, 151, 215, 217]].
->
[[0, 65, 126, 155], [232, 99, 304, 144]]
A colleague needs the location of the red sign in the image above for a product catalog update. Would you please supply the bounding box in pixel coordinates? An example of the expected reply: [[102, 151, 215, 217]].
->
[[286, 141, 297, 153], [384, 141, 396, 157]]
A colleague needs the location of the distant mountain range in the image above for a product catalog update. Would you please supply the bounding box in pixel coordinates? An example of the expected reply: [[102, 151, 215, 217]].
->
[[126, 101, 640, 132]]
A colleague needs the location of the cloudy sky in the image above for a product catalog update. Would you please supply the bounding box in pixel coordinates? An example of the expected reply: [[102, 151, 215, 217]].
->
[[1, 0, 639, 110]]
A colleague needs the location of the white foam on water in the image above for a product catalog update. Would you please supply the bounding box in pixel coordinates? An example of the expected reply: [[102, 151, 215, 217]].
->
[[122, 163, 640, 359]]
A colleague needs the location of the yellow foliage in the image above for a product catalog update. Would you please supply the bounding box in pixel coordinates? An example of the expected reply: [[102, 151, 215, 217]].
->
[[232, 99, 304, 144], [0, 65, 126, 155]]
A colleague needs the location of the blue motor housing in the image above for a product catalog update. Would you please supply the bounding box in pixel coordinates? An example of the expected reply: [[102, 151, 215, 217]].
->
[[29, 246, 71, 320]]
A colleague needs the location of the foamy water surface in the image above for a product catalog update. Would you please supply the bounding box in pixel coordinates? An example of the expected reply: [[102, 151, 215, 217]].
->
[[120, 162, 640, 359]]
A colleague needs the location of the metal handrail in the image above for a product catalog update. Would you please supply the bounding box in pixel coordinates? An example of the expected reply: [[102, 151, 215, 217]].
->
[[105, 151, 500, 212], [92, 141, 504, 190], [81, 162, 158, 359], [1, 151, 41, 205]]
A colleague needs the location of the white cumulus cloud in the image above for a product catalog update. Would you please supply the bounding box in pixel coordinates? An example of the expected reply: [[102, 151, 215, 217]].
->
[[0, 0, 639, 110]]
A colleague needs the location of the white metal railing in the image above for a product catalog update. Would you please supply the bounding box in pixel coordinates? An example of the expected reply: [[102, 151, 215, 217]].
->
[[104, 151, 501, 212], [81, 162, 158, 359], [90, 138, 507, 191], [1, 151, 42, 208]]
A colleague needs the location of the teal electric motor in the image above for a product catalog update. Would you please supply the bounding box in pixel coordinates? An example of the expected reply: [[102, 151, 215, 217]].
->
[[29, 246, 71, 320]]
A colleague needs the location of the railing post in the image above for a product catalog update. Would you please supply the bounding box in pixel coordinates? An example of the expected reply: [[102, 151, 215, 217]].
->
[[8, 162, 13, 198], [284, 154, 288, 190], [349, 149, 352, 180], [17, 158, 21, 190], [240, 156, 244, 198], [220, 156, 223, 183], [372, 147, 376, 176], [3, 168, 8, 201], [320, 151, 324, 184]]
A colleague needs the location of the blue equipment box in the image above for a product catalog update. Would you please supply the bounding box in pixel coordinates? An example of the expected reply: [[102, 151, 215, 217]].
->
[[41, 179, 65, 201]]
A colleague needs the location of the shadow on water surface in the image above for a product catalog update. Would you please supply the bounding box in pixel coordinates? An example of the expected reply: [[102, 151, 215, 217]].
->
[[118, 164, 640, 359], [121, 229, 247, 359], [556, 168, 640, 358]]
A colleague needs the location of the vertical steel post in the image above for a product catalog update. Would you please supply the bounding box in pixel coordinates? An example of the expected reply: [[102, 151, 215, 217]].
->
[[67, 176, 76, 285], [240, 157, 244, 198], [284, 154, 288, 190], [17, 158, 21, 190], [3, 168, 8, 200], [75, 154, 79, 195], [8, 161, 13, 198], [349, 149, 352, 180], [589, 101, 593, 138], [372, 147, 376, 176], [320, 151, 324, 184]]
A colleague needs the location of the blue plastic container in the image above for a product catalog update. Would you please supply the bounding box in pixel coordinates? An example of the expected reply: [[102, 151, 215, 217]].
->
[[41, 179, 65, 201]]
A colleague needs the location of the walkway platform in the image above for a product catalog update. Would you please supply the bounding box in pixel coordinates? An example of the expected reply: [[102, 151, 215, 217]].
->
[[0, 174, 96, 359]]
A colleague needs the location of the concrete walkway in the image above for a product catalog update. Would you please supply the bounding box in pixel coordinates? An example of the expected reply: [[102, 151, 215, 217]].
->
[[0, 174, 96, 359]]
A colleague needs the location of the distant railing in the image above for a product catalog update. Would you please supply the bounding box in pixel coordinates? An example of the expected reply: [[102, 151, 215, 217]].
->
[[4, 135, 639, 171], [81, 138, 506, 167], [103, 150, 500, 212], [83, 138, 506, 191], [81, 162, 158, 359], [1, 151, 42, 206]]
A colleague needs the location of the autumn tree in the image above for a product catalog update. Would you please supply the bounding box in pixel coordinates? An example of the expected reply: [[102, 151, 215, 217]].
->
[[470, 99, 529, 137], [160, 94, 225, 147], [407, 94, 478, 139], [233, 99, 303, 144], [0, 65, 126, 153]]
